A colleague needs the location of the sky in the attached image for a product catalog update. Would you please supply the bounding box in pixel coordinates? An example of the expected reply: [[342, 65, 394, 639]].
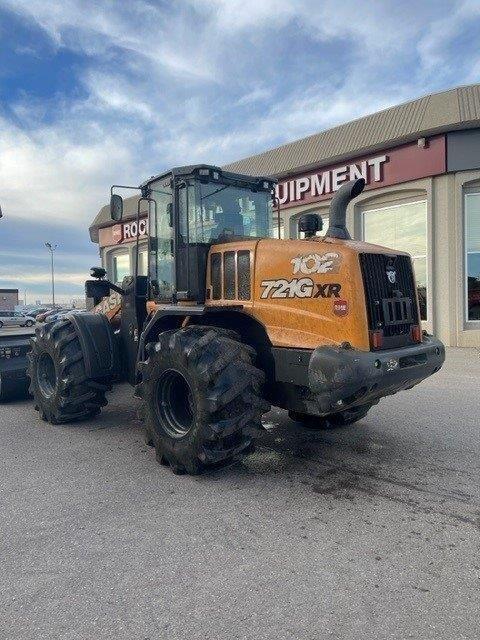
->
[[1, 0, 480, 304]]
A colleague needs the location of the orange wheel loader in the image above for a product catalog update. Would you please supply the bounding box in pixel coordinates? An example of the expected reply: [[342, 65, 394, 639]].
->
[[28, 165, 445, 474]]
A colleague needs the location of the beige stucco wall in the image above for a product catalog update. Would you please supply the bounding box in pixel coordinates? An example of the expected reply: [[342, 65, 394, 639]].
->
[[280, 173, 480, 347]]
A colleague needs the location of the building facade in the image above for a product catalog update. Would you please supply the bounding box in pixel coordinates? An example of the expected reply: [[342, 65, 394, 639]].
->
[[90, 84, 480, 347], [90, 198, 149, 285], [0, 289, 19, 311]]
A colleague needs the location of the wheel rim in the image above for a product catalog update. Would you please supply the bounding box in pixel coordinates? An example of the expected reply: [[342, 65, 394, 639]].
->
[[37, 352, 57, 397], [155, 369, 195, 438]]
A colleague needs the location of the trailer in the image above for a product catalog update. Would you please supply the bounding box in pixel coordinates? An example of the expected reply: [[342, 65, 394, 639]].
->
[[0, 332, 31, 401]]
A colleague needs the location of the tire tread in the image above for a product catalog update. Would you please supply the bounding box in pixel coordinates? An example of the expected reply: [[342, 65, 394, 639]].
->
[[138, 325, 269, 474], [28, 318, 111, 424]]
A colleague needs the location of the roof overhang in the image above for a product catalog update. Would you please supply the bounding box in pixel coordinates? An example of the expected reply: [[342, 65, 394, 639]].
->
[[222, 84, 480, 179]]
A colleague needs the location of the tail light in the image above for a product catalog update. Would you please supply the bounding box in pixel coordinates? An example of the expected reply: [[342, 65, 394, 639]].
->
[[410, 324, 422, 343], [369, 329, 383, 350]]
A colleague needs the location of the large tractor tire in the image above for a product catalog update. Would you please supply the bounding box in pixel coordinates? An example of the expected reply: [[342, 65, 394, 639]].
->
[[136, 326, 270, 475], [28, 318, 111, 424], [289, 404, 372, 430]]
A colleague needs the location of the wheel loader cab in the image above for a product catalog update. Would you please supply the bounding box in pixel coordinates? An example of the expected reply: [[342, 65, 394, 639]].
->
[[144, 165, 277, 304]]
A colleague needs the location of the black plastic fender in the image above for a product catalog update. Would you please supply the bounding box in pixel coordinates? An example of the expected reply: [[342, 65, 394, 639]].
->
[[67, 313, 120, 379]]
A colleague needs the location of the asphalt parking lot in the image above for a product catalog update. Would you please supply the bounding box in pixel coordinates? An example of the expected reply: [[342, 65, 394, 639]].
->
[[1, 347, 479, 640]]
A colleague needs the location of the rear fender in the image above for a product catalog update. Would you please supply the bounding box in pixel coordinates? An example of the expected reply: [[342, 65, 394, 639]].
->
[[68, 313, 120, 379]]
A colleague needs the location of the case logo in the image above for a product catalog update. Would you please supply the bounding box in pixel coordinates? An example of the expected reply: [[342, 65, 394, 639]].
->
[[386, 268, 396, 284], [386, 357, 399, 371]]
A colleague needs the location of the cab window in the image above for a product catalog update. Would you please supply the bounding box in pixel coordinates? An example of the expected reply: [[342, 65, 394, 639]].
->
[[179, 180, 275, 244]]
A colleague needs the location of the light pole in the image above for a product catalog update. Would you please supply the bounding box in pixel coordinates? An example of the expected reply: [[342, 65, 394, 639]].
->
[[45, 242, 58, 308]]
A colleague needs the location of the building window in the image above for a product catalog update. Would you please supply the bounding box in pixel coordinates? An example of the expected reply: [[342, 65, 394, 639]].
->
[[465, 190, 480, 322], [361, 199, 427, 320], [113, 252, 130, 284]]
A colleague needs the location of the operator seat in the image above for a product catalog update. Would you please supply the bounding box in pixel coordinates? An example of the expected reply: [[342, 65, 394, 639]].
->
[[214, 206, 244, 237]]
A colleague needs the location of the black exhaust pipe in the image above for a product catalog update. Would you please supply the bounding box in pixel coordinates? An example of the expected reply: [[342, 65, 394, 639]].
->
[[325, 178, 365, 240]]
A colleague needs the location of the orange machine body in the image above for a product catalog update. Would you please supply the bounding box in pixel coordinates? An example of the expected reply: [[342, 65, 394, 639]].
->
[[98, 236, 417, 354], [203, 236, 415, 352]]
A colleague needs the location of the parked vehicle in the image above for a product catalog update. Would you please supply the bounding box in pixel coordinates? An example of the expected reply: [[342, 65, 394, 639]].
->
[[36, 309, 61, 322], [35, 311, 49, 323], [0, 311, 41, 400], [28, 307, 49, 317], [45, 309, 74, 323], [0, 333, 31, 400], [0, 311, 35, 328]]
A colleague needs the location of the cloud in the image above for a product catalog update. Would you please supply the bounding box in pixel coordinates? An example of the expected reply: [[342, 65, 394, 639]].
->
[[1, 0, 217, 80], [236, 87, 272, 107], [0, 270, 86, 285], [1, 0, 480, 302], [0, 112, 136, 228], [418, 0, 480, 74]]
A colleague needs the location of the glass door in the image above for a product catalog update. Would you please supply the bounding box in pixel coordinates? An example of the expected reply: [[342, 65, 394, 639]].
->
[[465, 190, 480, 323]]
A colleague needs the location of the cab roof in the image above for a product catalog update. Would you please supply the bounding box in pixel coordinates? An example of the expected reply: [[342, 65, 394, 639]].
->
[[140, 164, 276, 189]]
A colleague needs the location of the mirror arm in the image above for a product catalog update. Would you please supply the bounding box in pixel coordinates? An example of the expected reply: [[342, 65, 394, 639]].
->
[[134, 196, 156, 289], [110, 184, 140, 195], [108, 282, 125, 296], [273, 194, 281, 239]]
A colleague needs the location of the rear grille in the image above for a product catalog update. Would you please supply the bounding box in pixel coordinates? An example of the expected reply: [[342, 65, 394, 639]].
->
[[359, 253, 419, 342], [223, 252, 236, 300], [210, 253, 221, 300], [237, 250, 251, 300], [210, 250, 252, 301]]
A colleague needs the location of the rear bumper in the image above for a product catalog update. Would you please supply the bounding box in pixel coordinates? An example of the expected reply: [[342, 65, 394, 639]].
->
[[306, 336, 445, 416]]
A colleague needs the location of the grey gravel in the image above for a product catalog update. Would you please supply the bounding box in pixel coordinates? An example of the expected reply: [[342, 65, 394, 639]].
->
[[0, 347, 479, 640]]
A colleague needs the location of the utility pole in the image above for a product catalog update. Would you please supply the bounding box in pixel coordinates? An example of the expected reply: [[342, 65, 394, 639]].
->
[[44, 242, 58, 308]]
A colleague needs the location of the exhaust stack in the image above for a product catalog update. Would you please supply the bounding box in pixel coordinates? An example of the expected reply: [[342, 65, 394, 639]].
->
[[325, 178, 365, 240]]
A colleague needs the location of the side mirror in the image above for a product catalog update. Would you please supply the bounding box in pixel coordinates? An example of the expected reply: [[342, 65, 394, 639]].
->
[[0, 204, 3, 219], [298, 213, 322, 238], [90, 266, 107, 279], [110, 194, 123, 221], [166, 202, 173, 227]]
